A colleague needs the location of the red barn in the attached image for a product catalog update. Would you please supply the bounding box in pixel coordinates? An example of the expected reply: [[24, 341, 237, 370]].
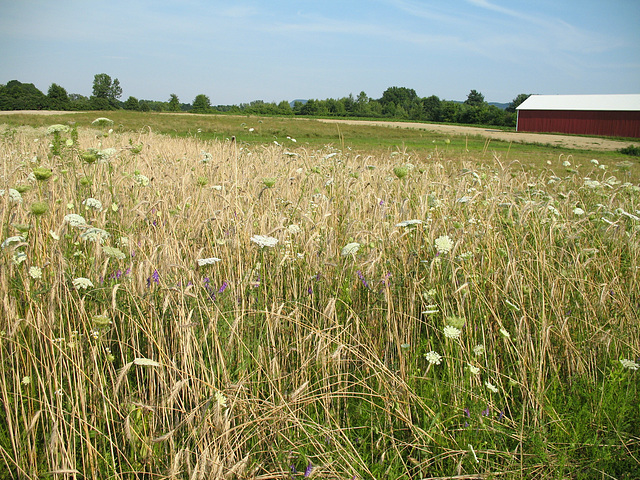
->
[[516, 94, 640, 138]]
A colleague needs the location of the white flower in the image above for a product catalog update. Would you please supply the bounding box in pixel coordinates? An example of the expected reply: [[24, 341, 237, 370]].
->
[[396, 219, 423, 228], [251, 235, 279, 248], [29, 266, 42, 279], [49, 230, 60, 240], [64, 213, 87, 227], [80, 227, 111, 244], [82, 197, 103, 211], [473, 344, 485, 356], [341, 242, 360, 257], [499, 328, 511, 339], [72, 277, 94, 290], [201, 151, 213, 163], [583, 179, 601, 188], [590, 159, 599, 165], [485, 381, 499, 393], [0, 188, 23, 203], [21, 376, 31, 385], [562, 160, 571, 167], [620, 359, 639, 371], [287, 224, 302, 234], [46, 124, 70, 134], [1, 235, 25, 249], [434, 235, 454, 255], [197, 257, 222, 266], [12, 251, 27, 265], [133, 174, 150, 186], [91, 117, 114, 126], [467, 364, 480, 375], [215, 391, 227, 408], [573, 207, 585, 216], [547, 205, 560, 216], [443, 325, 461, 340], [424, 351, 442, 365], [102, 246, 126, 260]]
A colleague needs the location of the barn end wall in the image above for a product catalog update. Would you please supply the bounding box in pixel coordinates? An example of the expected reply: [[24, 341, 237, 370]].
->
[[516, 110, 640, 138]]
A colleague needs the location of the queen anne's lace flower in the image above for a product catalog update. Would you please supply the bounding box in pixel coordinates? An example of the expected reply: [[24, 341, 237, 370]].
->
[[396, 219, 423, 227], [64, 213, 87, 227], [0, 188, 23, 203], [341, 242, 360, 257], [133, 174, 150, 186], [197, 257, 222, 266], [29, 266, 42, 279], [1, 236, 25, 249], [82, 198, 103, 211], [444, 325, 461, 339], [620, 359, 639, 371], [434, 235, 454, 254], [102, 246, 126, 260], [251, 235, 279, 248], [72, 277, 94, 290], [424, 351, 442, 365], [81, 227, 111, 243], [485, 381, 499, 393]]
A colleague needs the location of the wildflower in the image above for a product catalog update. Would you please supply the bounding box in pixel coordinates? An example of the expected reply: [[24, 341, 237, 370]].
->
[[111, 203, 119, 212], [590, 159, 599, 165], [46, 124, 69, 134], [250, 235, 279, 248], [81, 227, 111, 244], [422, 305, 439, 315], [54, 389, 64, 397], [444, 325, 461, 340], [49, 230, 60, 240], [424, 351, 442, 365], [499, 327, 511, 339], [215, 391, 227, 408], [1, 235, 25, 249], [30, 202, 49, 216], [72, 277, 94, 290], [263, 177, 276, 188], [29, 266, 42, 279], [445, 315, 465, 329], [32, 167, 53, 181], [12, 251, 27, 265], [395, 219, 423, 227], [562, 160, 571, 167], [0, 188, 23, 203], [620, 359, 639, 371], [82, 197, 103, 211], [287, 224, 301, 234], [21, 376, 31, 385], [197, 257, 222, 266], [547, 205, 560, 216], [63, 213, 87, 227], [473, 344, 485, 356], [304, 464, 313, 477], [201, 151, 213, 163], [102, 246, 126, 260], [133, 174, 150, 186], [467, 364, 480, 375], [434, 235, 454, 255], [91, 117, 114, 126], [573, 207, 585, 216], [485, 381, 499, 393], [341, 242, 360, 257], [393, 166, 408, 179], [583, 179, 601, 188]]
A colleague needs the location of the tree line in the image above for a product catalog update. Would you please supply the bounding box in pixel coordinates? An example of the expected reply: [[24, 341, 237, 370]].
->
[[0, 73, 531, 127]]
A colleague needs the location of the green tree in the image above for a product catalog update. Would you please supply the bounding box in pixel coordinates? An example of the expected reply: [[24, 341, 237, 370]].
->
[[192, 94, 211, 113], [464, 89, 485, 107], [422, 95, 441, 121], [379, 86, 418, 113], [168, 93, 180, 112], [91, 73, 122, 109], [123, 96, 140, 111], [506, 93, 532, 113], [0, 80, 48, 110], [47, 83, 69, 110]]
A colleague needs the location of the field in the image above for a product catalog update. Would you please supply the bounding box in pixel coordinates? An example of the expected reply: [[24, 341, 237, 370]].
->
[[1, 112, 639, 479]]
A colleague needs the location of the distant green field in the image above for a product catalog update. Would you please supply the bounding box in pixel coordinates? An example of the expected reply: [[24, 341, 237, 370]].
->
[[2, 110, 638, 182]]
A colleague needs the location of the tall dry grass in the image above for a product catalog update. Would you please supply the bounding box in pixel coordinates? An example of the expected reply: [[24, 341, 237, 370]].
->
[[1, 124, 639, 479]]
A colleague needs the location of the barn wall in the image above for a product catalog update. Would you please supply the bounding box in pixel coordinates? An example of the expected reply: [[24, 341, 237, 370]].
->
[[517, 110, 640, 138]]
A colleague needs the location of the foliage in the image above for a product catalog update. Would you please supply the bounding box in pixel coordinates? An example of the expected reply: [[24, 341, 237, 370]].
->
[[46, 83, 70, 110], [192, 93, 211, 113], [0, 80, 49, 110], [91, 73, 122, 110], [464, 89, 485, 106], [506, 93, 532, 113], [167, 93, 180, 112], [619, 144, 640, 156]]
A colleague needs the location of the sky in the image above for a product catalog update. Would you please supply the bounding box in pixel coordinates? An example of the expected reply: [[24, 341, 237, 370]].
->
[[1, 0, 639, 105]]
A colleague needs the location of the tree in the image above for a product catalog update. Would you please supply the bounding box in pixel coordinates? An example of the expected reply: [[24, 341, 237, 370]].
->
[[47, 83, 69, 110], [168, 94, 180, 112], [422, 95, 441, 121], [379, 86, 418, 112], [464, 89, 485, 107], [123, 96, 140, 110], [91, 73, 122, 109], [191, 94, 211, 113], [506, 93, 531, 113], [0, 80, 48, 110]]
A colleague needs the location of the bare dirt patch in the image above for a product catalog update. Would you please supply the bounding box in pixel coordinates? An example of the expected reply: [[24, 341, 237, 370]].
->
[[318, 118, 636, 152]]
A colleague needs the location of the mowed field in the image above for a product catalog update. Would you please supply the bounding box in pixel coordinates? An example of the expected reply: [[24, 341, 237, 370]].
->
[[1, 111, 639, 479]]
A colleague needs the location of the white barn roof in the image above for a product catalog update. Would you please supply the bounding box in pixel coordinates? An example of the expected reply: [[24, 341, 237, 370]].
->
[[516, 94, 640, 112]]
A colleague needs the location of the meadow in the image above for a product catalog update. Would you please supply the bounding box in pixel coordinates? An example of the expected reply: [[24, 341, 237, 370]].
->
[[1, 113, 639, 479]]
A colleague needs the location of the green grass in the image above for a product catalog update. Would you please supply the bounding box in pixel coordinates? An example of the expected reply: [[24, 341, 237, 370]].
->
[[0, 116, 639, 479]]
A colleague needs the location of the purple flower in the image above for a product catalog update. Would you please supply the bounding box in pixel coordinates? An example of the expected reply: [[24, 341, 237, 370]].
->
[[290, 465, 297, 474], [464, 407, 471, 418], [482, 406, 490, 417], [357, 270, 370, 289], [497, 410, 504, 421], [304, 463, 312, 477], [152, 269, 159, 284], [218, 281, 228, 294]]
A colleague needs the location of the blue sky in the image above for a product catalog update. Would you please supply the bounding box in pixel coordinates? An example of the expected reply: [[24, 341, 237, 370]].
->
[[1, 0, 638, 105]]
